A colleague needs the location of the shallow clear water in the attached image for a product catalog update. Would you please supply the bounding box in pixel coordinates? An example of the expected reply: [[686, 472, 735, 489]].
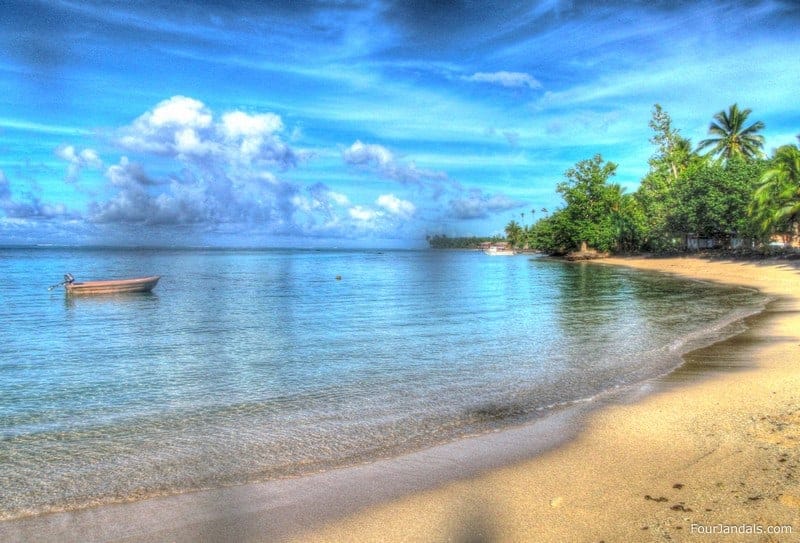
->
[[0, 247, 765, 518]]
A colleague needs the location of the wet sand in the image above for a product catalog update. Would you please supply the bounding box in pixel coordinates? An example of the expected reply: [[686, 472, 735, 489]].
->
[[3, 256, 799, 542]]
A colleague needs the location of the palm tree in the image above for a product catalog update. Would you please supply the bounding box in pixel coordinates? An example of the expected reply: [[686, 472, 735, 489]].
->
[[751, 144, 800, 236], [505, 219, 523, 248], [697, 104, 765, 161]]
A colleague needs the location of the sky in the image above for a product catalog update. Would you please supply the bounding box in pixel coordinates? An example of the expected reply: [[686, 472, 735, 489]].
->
[[0, 0, 798, 248]]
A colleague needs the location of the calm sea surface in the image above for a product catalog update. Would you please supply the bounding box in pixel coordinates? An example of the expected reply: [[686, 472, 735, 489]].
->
[[0, 247, 765, 519]]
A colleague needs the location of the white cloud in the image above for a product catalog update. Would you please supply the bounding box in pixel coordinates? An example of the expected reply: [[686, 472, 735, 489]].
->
[[337, 194, 416, 233], [119, 96, 217, 157], [465, 71, 541, 89], [449, 191, 523, 220], [328, 191, 350, 206], [348, 205, 379, 222], [342, 139, 521, 225], [149, 96, 212, 129], [89, 150, 302, 228], [342, 140, 394, 167], [220, 110, 287, 163], [343, 139, 450, 191], [0, 170, 76, 219], [55, 145, 103, 183], [117, 95, 298, 167], [376, 193, 415, 218], [291, 194, 313, 213], [220, 111, 283, 139]]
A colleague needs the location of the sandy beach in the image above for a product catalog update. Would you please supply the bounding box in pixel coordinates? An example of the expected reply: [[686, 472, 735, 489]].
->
[[2, 256, 799, 542], [289, 256, 800, 542]]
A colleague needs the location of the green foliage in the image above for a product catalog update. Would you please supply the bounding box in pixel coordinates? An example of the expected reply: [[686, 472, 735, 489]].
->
[[648, 104, 694, 181], [555, 154, 617, 251], [636, 104, 709, 250], [426, 234, 503, 249], [669, 158, 767, 241], [468, 103, 785, 256], [614, 192, 647, 252], [504, 219, 524, 248], [635, 104, 771, 250], [635, 171, 676, 250], [696, 103, 765, 162], [527, 155, 645, 254], [750, 143, 800, 236], [527, 210, 574, 255]]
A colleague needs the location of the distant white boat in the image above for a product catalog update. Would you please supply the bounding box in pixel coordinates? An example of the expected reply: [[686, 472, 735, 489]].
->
[[483, 245, 515, 256]]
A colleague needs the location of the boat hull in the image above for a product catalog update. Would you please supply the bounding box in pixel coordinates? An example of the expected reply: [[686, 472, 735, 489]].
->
[[65, 276, 160, 295]]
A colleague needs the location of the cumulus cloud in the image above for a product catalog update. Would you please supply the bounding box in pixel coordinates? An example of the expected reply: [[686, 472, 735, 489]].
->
[[342, 140, 394, 167], [302, 182, 351, 219], [328, 191, 350, 206], [219, 110, 295, 166], [343, 139, 522, 226], [448, 190, 523, 219], [376, 193, 415, 218], [117, 95, 298, 168], [5, 95, 523, 242], [75, 96, 315, 232], [341, 193, 417, 232], [89, 155, 307, 229], [348, 205, 379, 222], [119, 96, 215, 157], [0, 170, 76, 220], [464, 71, 541, 89], [55, 145, 103, 183], [89, 158, 207, 225]]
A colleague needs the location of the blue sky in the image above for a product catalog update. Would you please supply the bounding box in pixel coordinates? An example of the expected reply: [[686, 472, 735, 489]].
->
[[1, 0, 798, 247]]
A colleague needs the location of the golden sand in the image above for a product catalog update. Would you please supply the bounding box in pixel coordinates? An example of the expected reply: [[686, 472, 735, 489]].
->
[[292, 257, 800, 542]]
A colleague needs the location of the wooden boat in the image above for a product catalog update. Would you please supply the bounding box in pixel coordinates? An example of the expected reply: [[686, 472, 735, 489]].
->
[[64, 275, 160, 295]]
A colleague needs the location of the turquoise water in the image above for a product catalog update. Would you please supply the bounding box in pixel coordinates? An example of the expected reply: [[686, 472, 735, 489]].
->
[[0, 248, 765, 519]]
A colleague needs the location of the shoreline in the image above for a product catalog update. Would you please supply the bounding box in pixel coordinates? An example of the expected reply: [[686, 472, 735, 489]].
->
[[290, 256, 800, 541], [2, 256, 799, 542]]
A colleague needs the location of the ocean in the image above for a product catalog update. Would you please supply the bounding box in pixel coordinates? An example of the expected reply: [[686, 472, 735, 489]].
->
[[0, 247, 766, 519]]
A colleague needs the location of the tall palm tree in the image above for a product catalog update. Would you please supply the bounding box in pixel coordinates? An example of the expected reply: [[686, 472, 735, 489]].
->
[[751, 144, 800, 235], [505, 219, 523, 247], [697, 104, 765, 161]]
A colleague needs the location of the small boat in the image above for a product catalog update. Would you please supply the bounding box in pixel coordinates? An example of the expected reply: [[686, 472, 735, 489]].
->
[[483, 245, 516, 256], [60, 274, 160, 295]]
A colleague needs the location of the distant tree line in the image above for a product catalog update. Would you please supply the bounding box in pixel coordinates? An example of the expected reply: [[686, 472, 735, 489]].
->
[[426, 234, 504, 249], [507, 104, 800, 255]]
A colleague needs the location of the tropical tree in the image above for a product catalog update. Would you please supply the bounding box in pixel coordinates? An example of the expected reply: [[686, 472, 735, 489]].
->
[[696, 104, 765, 161], [538, 154, 646, 253], [648, 103, 694, 181], [750, 142, 800, 238], [527, 209, 573, 255], [427, 235, 504, 249], [611, 190, 646, 253], [670, 158, 767, 245], [504, 219, 524, 247], [636, 104, 701, 250]]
